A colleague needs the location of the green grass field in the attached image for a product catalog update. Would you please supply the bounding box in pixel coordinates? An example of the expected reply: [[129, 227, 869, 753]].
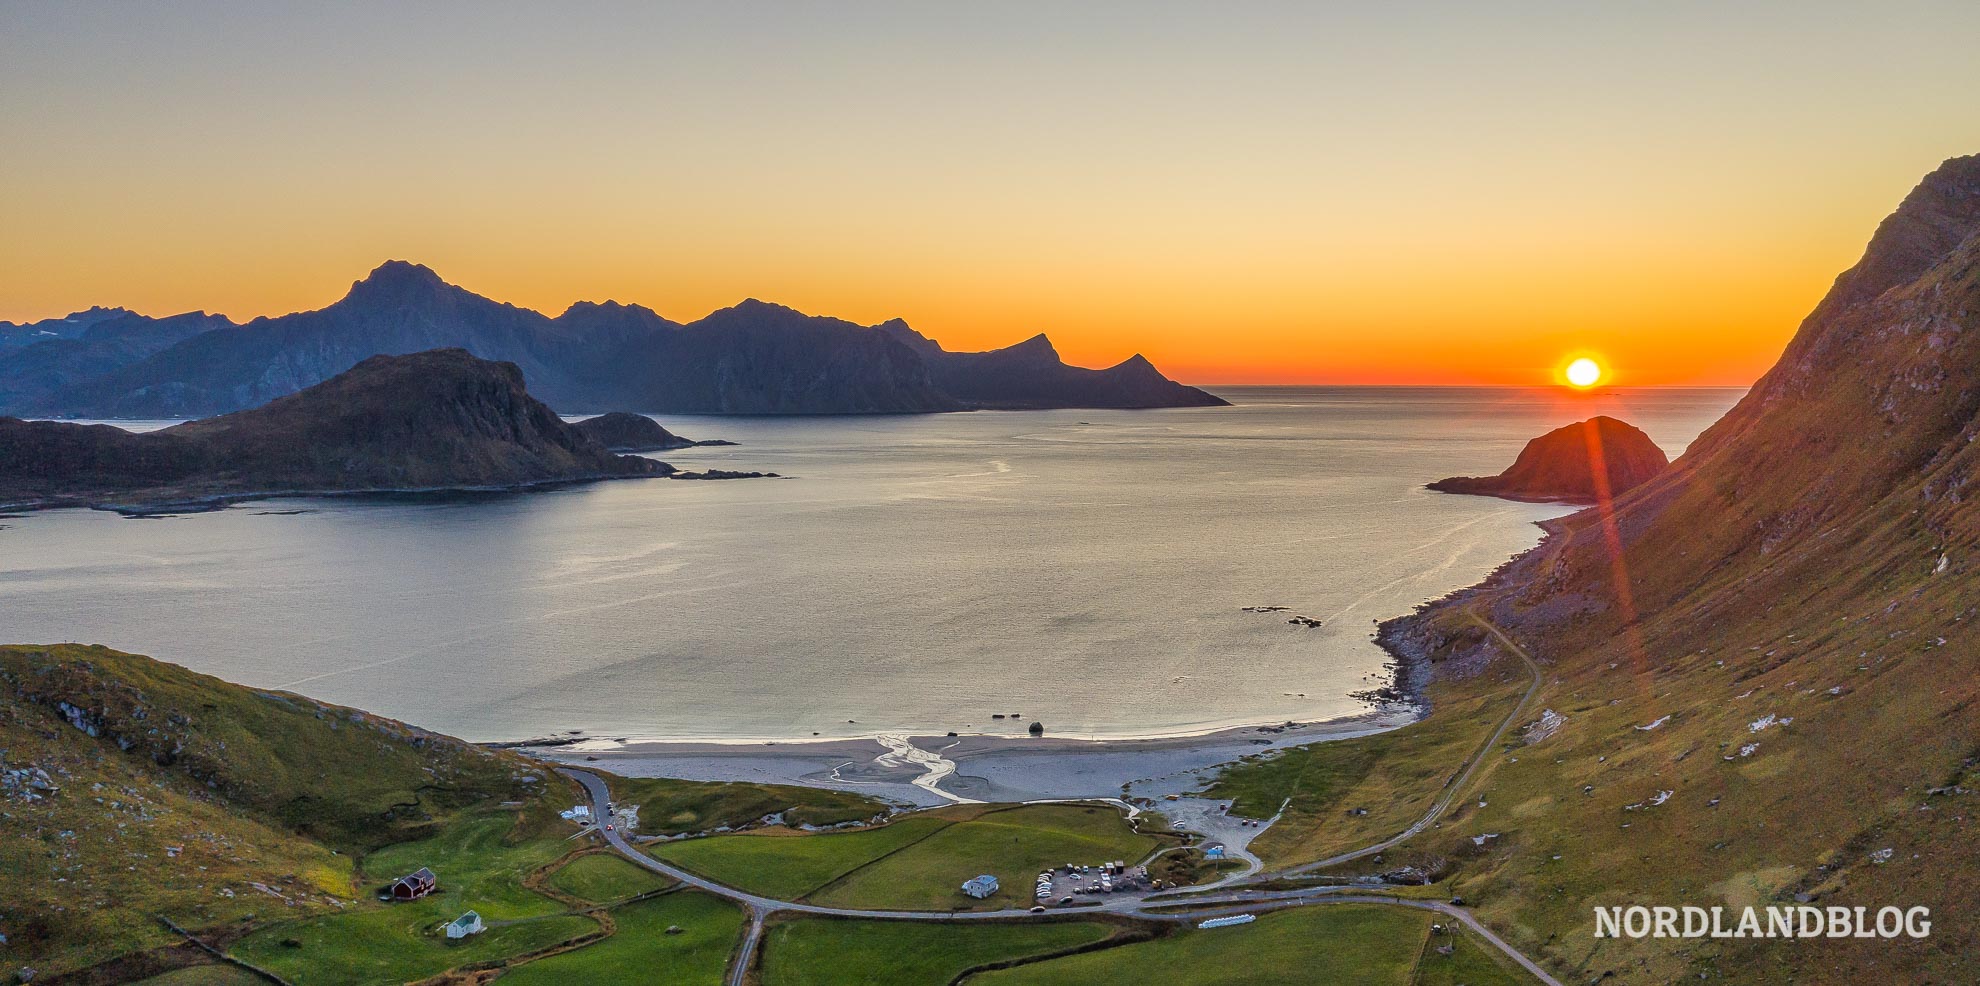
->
[[231, 810, 597, 984], [1205, 673, 1524, 867], [651, 813, 956, 899], [653, 803, 1162, 909], [496, 890, 744, 985], [1411, 926, 1534, 986], [811, 804, 1161, 910], [613, 774, 887, 834], [968, 905, 1434, 985], [131, 966, 270, 986], [546, 851, 672, 903], [760, 919, 1116, 986]]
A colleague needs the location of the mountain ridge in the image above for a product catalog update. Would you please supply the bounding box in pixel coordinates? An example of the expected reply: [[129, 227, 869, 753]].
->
[[6, 262, 1225, 417], [1373, 152, 1980, 983]]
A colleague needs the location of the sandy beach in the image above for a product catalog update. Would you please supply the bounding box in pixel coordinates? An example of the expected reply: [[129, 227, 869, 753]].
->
[[533, 707, 1417, 807]]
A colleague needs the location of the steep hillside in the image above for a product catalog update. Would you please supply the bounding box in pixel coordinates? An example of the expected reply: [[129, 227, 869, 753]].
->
[[0, 348, 667, 510], [0, 643, 556, 977], [1372, 155, 1980, 982], [1428, 415, 1668, 503]]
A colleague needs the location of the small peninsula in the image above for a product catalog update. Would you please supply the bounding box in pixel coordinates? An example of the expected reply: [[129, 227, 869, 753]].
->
[[0, 348, 674, 512], [572, 411, 737, 452], [1427, 414, 1668, 503]]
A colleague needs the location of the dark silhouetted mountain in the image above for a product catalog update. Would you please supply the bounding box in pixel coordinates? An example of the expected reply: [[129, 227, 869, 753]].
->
[[876, 322, 1229, 410], [7, 262, 1222, 416], [0, 306, 139, 351], [572, 411, 734, 451], [592, 299, 960, 414], [0, 348, 666, 510], [49, 262, 626, 417], [0, 310, 234, 410], [1427, 415, 1668, 503]]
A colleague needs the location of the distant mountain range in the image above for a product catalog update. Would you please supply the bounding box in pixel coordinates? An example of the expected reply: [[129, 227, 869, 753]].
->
[[0, 262, 1227, 417]]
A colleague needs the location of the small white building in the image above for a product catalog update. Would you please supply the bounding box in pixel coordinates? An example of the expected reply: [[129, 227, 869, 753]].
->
[[446, 911, 485, 939], [1198, 913, 1256, 930], [960, 874, 1000, 899], [559, 805, 592, 823]]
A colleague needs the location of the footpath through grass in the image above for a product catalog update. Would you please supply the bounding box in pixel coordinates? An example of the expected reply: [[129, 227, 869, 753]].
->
[[1206, 673, 1524, 867], [496, 890, 744, 986], [131, 966, 269, 986], [653, 813, 956, 900], [967, 904, 1434, 985], [614, 774, 886, 835], [812, 804, 1161, 910], [760, 919, 1117, 986], [1411, 925, 1536, 986]]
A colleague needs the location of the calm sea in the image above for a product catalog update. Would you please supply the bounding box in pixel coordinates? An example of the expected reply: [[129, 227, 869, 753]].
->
[[2, 387, 1739, 743]]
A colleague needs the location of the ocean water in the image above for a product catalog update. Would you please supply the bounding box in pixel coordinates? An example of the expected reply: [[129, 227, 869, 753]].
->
[[2, 387, 1739, 743]]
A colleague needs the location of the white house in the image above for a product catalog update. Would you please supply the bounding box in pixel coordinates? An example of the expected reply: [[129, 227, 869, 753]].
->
[[559, 805, 592, 822], [960, 874, 1000, 899], [446, 911, 485, 939]]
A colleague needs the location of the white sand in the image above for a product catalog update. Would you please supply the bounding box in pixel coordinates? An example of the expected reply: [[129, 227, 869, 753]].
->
[[535, 708, 1416, 807]]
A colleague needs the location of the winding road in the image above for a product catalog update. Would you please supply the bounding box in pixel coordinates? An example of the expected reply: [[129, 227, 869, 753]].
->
[[1282, 610, 1547, 875], [556, 614, 1566, 986]]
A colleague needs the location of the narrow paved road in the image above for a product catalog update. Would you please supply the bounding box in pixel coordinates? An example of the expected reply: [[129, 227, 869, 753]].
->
[[1279, 609, 1545, 876], [558, 751, 1564, 986]]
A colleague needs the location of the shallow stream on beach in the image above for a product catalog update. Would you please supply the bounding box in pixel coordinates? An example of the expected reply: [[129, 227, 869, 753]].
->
[[2, 387, 1736, 743]]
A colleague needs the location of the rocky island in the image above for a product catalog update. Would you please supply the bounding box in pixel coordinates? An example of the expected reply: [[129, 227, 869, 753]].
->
[[0, 348, 676, 512], [1427, 414, 1668, 503], [572, 411, 737, 452]]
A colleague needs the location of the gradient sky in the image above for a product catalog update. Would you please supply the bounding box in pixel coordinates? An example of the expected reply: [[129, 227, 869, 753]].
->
[[3, 2, 1976, 385]]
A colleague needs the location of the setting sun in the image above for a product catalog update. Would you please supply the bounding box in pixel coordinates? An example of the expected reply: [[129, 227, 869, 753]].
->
[[1565, 357, 1603, 388]]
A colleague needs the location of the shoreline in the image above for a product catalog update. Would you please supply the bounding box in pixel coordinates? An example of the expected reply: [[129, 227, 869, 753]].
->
[[0, 468, 781, 516], [530, 704, 1420, 807]]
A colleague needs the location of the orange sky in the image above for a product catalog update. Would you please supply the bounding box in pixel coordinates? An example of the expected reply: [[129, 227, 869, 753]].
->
[[4, 4, 1976, 386]]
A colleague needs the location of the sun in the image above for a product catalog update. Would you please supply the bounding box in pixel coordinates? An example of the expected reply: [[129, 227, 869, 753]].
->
[[1565, 357, 1603, 389]]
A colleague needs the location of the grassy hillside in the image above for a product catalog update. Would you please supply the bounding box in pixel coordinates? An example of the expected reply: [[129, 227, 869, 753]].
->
[[0, 643, 879, 982], [0, 643, 557, 976], [1232, 155, 1980, 984]]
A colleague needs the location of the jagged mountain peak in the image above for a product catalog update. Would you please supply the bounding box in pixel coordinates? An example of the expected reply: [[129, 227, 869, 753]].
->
[[64, 305, 135, 323], [1005, 332, 1059, 358]]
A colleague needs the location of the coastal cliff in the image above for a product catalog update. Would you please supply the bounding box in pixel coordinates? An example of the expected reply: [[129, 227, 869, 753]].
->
[[0, 348, 668, 511], [1427, 415, 1668, 503]]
